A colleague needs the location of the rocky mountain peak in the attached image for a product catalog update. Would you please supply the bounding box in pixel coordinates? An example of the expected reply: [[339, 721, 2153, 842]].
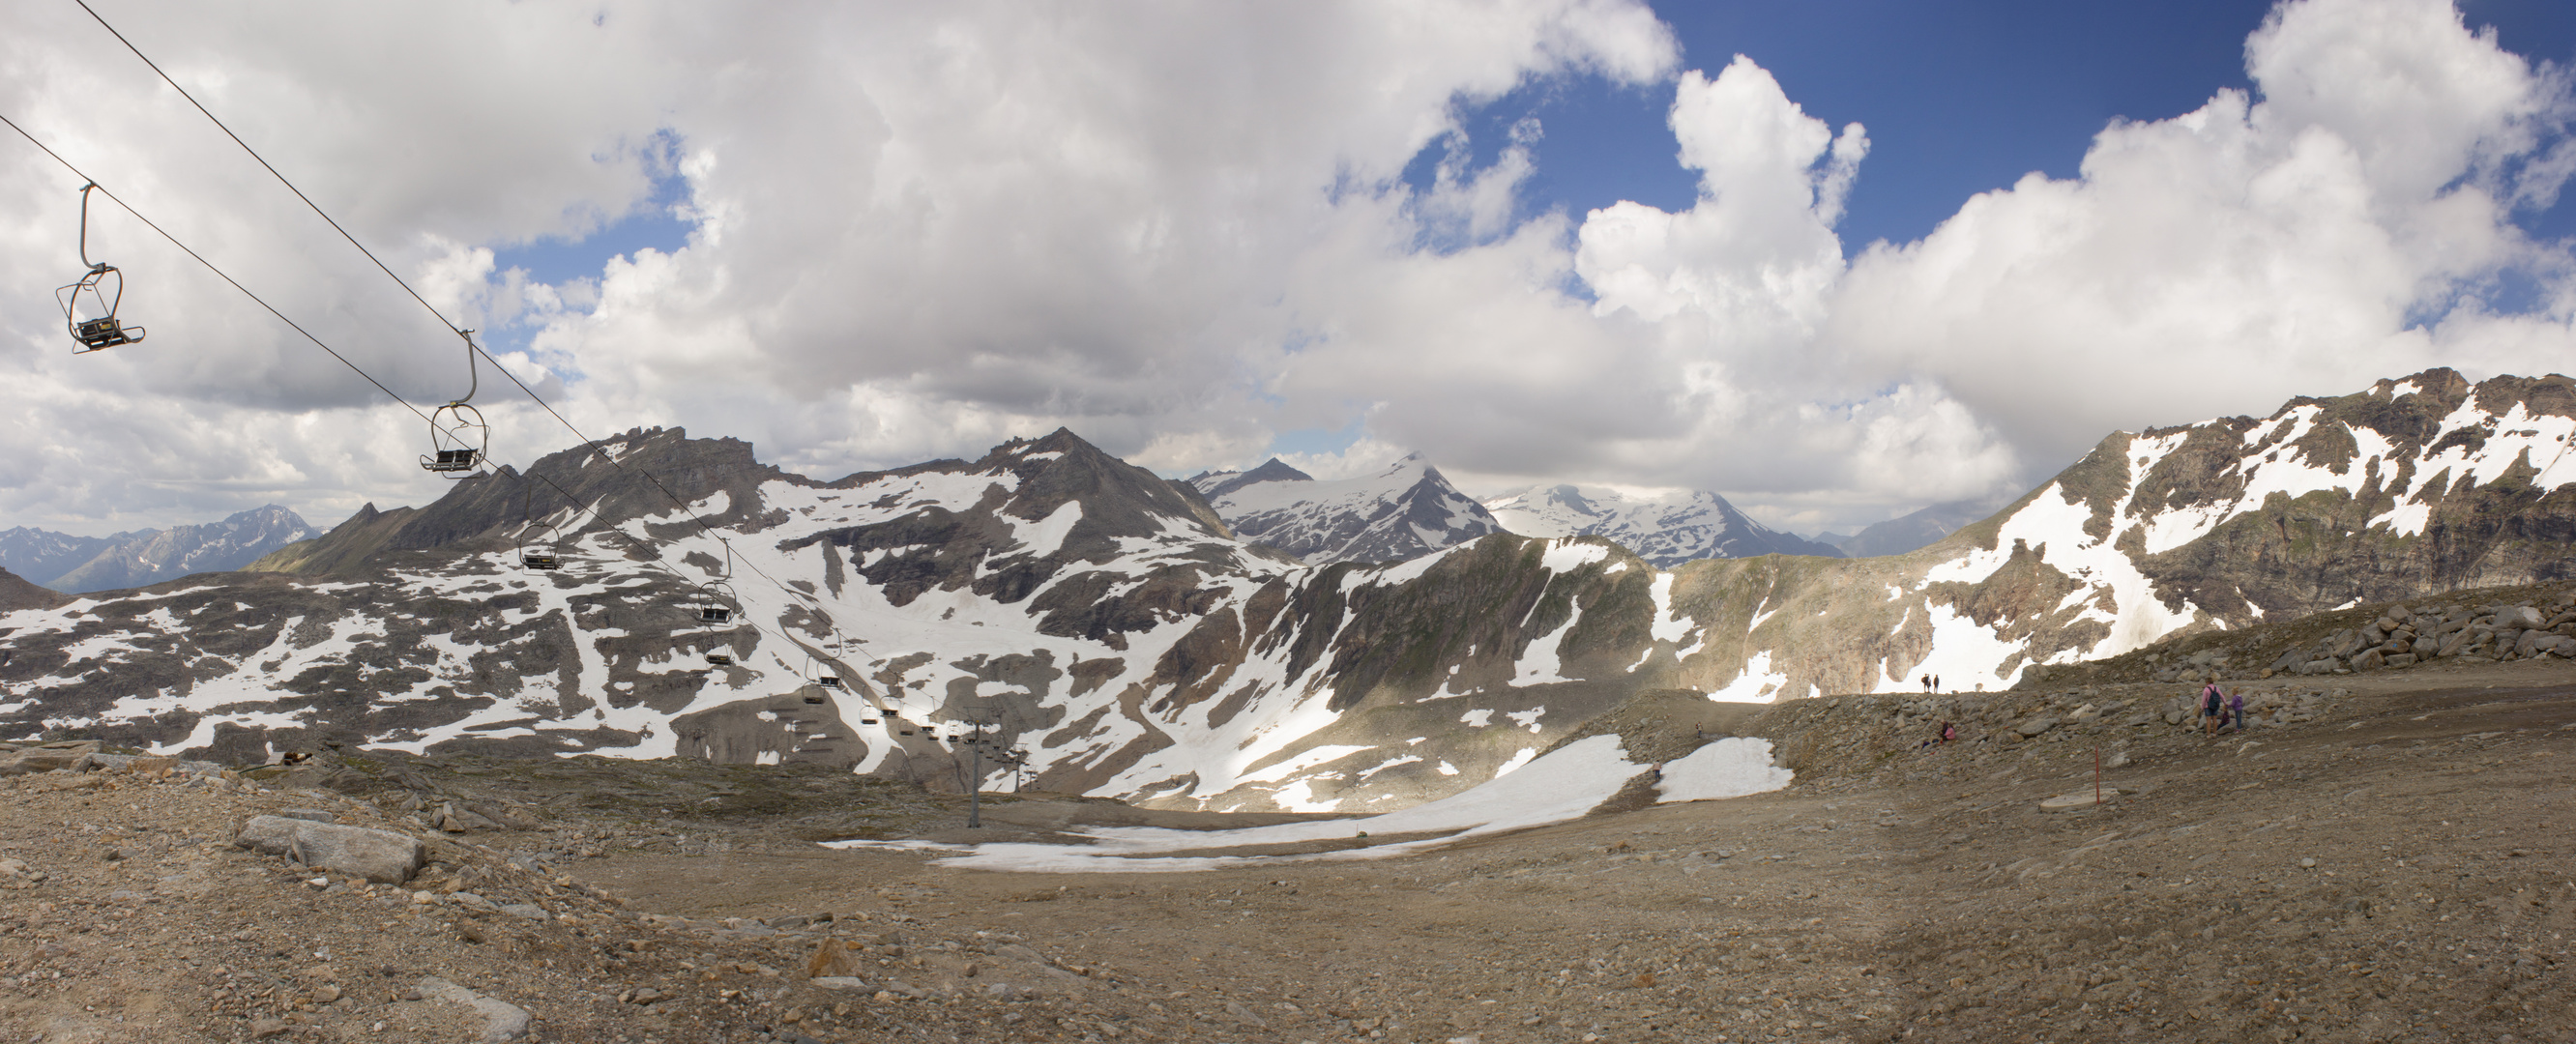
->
[[1484, 484, 1840, 566], [1194, 458, 1315, 501], [1190, 451, 1505, 564], [256, 427, 790, 576], [954, 427, 1235, 554]]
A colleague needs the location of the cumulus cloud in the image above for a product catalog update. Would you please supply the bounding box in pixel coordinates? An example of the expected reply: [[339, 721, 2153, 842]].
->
[[0, 0, 2570, 539], [0, 0, 1678, 530], [1826, 0, 2576, 467]]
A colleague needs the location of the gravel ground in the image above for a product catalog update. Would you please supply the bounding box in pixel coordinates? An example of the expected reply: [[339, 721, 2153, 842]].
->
[[4, 656, 2571, 1043]]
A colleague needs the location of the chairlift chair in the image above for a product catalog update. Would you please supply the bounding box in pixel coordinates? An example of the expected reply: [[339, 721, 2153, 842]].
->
[[690, 580, 740, 665], [517, 529, 562, 571], [695, 580, 739, 624], [420, 402, 488, 477], [59, 266, 142, 353], [420, 330, 489, 477], [515, 483, 567, 571], [56, 185, 143, 354]]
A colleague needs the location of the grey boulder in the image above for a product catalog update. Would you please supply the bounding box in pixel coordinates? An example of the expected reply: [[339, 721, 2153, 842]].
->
[[419, 976, 530, 1042], [234, 815, 424, 884]]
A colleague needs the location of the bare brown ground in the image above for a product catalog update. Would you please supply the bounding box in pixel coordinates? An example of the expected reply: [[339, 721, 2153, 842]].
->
[[3, 656, 2571, 1043]]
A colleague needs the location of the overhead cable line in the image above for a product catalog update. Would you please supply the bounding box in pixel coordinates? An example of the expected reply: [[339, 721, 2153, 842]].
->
[[2, 109, 839, 692], [75, 5, 893, 708], [74, 0, 477, 350], [0, 110, 428, 423]]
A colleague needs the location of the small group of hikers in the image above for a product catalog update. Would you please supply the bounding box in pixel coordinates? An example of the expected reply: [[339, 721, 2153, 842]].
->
[[1917, 681, 2244, 749], [2199, 682, 2247, 736], [1918, 673, 1943, 693]]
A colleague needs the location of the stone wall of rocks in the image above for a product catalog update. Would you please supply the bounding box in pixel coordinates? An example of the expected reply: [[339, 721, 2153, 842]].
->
[[1752, 683, 2347, 784], [2256, 592, 2576, 678]]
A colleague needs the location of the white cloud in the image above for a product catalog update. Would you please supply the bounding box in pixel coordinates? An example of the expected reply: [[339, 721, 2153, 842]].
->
[[0, 0, 1678, 531], [1575, 56, 1863, 332], [1, 0, 2570, 540], [1826, 0, 2576, 468]]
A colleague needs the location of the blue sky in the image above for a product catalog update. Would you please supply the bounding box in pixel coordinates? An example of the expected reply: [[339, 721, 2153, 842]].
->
[[1417, 0, 2576, 252]]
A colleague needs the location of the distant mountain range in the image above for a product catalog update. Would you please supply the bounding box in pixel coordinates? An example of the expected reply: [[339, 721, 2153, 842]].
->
[[1186, 454, 1505, 564], [1817, 500, 2001, 559], [1482, 484, 1842, 566], [1190, 455, 1971, 568], [0, 370, 2569, 815], [0, 506, 324, 593]]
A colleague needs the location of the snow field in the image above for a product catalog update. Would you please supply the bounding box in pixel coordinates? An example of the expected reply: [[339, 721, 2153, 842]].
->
[[845, 733, 1784, 874]]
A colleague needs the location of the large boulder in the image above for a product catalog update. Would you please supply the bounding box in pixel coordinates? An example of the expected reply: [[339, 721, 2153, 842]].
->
[[0, 741, 102, 776], [234, 815, 425, 884]]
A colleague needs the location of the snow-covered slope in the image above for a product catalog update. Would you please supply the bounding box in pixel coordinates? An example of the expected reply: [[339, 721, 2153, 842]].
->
[[2, 369, 2571, 815], [1189, 454, 1504, 564], [1484, 484, 1842, 566]]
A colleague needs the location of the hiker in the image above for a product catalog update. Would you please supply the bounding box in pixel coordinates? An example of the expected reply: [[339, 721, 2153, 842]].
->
[[1918, 720, 1959, 749], [2200, 682, 2226, 737], [2230, 688, 2247, 733], [1932, 674, 1943, 693], [1920, 674, 1932, 692]]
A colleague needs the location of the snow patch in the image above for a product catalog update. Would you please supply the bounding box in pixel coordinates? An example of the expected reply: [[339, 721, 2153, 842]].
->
[[885, 735, 1646, 873], [1707, 651, 1788, 704], [1656, 738, 1794, 802]]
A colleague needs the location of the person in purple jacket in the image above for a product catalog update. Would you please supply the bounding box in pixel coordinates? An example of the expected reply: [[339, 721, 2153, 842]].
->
[[2230, 689, 2247, 733]]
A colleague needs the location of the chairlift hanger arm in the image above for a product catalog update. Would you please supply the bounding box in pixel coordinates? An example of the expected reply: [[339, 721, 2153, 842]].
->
[[452, 329, 481, 406], [75, 182, 105, 272]]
